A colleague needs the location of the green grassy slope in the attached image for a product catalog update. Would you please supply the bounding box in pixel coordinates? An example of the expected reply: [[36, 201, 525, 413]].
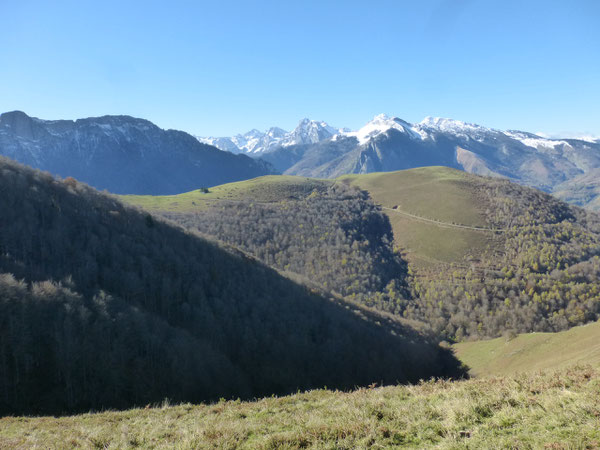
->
[[454, 320, 600, 377], [2, 366, 599, 449], [339, 167, 486, 227], [122, 175, 332, 212], [339, 167, 497, 267]]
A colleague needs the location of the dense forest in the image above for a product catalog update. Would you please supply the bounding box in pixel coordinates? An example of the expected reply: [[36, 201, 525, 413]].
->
[[164, 183, 409, 310], [405, 177, 600, 340], [0, 157, 465, 415]]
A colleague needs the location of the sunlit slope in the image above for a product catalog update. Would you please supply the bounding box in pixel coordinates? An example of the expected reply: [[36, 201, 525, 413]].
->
[[121, 175, 332, 212], [3, 367, 599, 449], [454, 321, 600, 376], [339, 167, 498, 266]]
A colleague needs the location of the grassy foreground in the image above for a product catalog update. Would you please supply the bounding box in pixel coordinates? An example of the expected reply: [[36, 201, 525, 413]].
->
[[455, 320, 600, 377], [2, 366, 599, 449]]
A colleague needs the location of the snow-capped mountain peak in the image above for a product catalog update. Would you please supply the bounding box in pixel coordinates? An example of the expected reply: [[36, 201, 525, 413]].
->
[[243, 129, 263, 138], [197, 114, 599, 159], [340, 114, 423, 144], [418, 116, 489, 134], [286, 118, 340, 146], [266, 127, 287, 138], [197, 119, 344, 154]]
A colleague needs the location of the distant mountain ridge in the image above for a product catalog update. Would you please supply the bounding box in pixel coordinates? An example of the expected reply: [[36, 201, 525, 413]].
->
[[200, 114, 600, 210], [198, 118, 348, 154], [0, 110, 275, 195]]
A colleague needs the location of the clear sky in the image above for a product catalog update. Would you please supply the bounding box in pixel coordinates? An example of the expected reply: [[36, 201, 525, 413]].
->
[[1, 0, 599, 137]]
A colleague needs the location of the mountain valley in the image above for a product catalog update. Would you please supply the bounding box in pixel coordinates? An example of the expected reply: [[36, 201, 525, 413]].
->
[[0, 157, 466, 415]]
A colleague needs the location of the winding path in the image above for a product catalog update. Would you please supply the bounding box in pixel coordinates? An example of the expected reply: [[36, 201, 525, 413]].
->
[[380, 206, 506, 233]]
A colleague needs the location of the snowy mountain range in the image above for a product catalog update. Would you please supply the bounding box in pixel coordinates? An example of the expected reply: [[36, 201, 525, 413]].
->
[[2, 109, 598, 209], [198, 118, 348, 154], [200, 114, 600, 210]]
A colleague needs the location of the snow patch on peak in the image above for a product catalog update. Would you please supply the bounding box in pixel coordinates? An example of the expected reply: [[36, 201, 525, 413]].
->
[[503, 131, 570, 151], [197, 119, 344, 154], [419, 117, 488, 134], [341, 114, 423, 144], [416, 117, 502, 142], [284, 118, 340, 147]]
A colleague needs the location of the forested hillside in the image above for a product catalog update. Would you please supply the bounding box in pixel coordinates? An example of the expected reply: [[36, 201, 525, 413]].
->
[[126, 169, 600, 342], [131, 177, 409, 310], [0, 157, 464, 415], [344, 168, 600, 340]]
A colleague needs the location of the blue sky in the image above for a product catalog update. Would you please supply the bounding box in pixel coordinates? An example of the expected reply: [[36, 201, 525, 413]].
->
[[1, 0, 599, 137]]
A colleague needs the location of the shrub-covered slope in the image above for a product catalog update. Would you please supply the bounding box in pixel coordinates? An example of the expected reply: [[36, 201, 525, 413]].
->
[[0, 157, 464, 415]]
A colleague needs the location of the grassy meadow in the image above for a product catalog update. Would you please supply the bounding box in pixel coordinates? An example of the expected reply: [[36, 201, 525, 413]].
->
[[121, 175, 331, 212], [339, 167, 498, 268], [1, 366, 599, 449], [455, 320, 600, 377]]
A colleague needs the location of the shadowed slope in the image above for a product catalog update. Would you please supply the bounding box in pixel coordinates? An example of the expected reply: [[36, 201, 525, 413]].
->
[[0, 157, 465, 415]]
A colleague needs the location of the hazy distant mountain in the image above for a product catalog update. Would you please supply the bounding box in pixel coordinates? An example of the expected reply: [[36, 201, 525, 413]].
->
[[197, 118, 348, 154], [221, 114, 600, 209], [0, 111, 275, 195], [553, 168, 600, 211]]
